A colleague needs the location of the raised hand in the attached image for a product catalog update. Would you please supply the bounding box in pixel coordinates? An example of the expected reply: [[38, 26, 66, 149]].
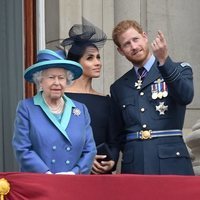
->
[[151, 30, 168, 65]]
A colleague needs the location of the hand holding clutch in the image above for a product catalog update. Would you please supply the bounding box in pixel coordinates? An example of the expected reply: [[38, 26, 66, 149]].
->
[[96, 143, 113, 161]]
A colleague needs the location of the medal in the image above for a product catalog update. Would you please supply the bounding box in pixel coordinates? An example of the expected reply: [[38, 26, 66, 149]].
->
[[152, 93, 158, 100], [151, 84, 158, 99], [157, 92, 163, 99], [156, 102, 168, 115], [162, 91, 168, 98], [135, 79, 143, 90], [162, 82, 168, 97], [135, 67, 148, 90], [157, 81, 163, 99]]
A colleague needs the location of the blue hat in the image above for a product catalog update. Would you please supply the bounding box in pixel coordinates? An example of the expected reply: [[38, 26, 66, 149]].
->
[[24, 49, 83, 82]]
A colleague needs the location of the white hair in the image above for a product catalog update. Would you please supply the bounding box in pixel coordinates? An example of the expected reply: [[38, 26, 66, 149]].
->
[[32, 69, 75, 92]]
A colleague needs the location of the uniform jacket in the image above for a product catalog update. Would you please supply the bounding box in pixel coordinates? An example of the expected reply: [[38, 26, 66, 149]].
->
[[110, 56, 194, 174], [111, 56, 194, 135], [12, 92, 97, 174]]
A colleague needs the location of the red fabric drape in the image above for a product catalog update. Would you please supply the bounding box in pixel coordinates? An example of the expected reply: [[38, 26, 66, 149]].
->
[[0, 172, 200, 200]]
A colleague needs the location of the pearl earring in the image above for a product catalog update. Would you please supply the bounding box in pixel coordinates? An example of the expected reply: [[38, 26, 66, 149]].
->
[[39, 86, 43, 91]]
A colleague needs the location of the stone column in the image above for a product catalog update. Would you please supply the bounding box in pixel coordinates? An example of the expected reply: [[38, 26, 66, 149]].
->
[[113, 0, 141, 80], [185, 119, 200, 175]]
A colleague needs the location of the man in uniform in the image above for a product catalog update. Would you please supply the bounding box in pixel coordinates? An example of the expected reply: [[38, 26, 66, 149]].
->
[[110, 19, 194, 175]]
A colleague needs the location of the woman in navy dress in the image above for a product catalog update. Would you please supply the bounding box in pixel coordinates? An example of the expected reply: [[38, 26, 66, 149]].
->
[[61, 19, 119, 174]]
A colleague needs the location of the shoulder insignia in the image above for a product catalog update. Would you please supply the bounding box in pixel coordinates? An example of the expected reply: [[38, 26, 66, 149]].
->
[[180, 62, 191, 67]]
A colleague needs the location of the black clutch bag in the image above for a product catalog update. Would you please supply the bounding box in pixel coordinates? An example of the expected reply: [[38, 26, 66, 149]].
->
[[96, 143, 113, 161]]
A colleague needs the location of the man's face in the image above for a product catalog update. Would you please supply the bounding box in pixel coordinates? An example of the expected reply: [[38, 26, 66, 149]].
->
[[117, 28, 150, 66]]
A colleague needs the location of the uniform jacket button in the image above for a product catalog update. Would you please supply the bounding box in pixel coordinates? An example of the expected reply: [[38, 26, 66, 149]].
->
[[176, 152, 180, 156], [142, 124, 147, 128], [52, 146, 57, 150], [66, 147, 71, 151], [66, 160, 70, 165]]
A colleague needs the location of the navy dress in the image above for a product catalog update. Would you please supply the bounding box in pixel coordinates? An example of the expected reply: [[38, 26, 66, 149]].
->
[[65, 93, 119, 164]]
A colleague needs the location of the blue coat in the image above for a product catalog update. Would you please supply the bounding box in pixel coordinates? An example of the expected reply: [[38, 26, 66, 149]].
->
[[110, 56, 194, 175], [12, 92, 97, 174]]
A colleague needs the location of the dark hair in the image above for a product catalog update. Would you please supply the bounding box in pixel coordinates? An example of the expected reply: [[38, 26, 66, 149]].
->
[[67, 43, 98, 63]]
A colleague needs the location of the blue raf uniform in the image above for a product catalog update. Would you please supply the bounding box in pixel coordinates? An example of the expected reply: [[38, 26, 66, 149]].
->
[[12, 92, 97, 174], [110, 55, 194, 175]]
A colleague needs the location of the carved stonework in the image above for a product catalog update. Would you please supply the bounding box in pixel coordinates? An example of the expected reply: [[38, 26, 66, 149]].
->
[[185, 119, 200, 175]]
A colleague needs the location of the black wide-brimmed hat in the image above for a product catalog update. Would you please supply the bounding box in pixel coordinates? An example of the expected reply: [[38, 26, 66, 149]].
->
[[24, 49, 83, 83]]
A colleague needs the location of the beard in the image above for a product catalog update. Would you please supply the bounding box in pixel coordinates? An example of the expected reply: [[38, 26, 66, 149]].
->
[[126, 46, 150, 66]]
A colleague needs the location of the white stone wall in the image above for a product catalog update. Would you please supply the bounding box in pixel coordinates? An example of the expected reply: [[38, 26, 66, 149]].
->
[[185, 119, 200, 175]]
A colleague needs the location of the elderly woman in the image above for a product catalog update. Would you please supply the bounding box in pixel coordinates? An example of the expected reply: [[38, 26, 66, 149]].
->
[[12, 49, 97, 174]]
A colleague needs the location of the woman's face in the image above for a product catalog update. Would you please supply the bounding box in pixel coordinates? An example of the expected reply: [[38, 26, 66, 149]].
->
[[40, 68, 67, 101], [79, 46, 102, 78]]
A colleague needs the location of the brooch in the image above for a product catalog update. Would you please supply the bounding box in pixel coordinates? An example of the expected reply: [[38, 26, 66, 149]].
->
[[72, 108, 81, 116]]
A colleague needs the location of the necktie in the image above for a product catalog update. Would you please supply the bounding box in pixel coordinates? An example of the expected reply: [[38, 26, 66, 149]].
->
[[137, 67, 147, 80]]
